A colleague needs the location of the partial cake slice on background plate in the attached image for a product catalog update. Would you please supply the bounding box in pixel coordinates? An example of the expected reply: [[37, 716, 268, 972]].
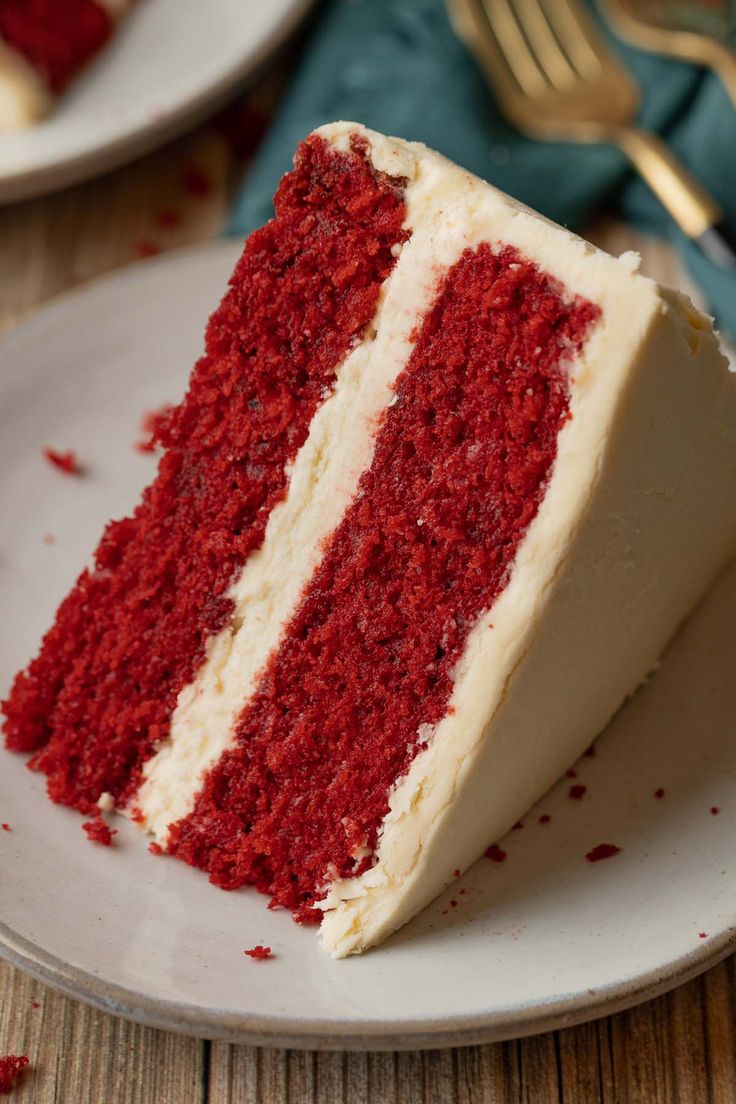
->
[[3, 122, 736, 957], [0, 0, 133, 130]]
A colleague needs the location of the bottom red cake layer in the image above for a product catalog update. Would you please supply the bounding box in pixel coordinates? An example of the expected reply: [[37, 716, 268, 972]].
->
[[168, 242, 600, 920]]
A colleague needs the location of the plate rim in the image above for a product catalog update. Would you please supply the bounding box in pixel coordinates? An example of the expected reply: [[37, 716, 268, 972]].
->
[[1, 239, 734, 1051], [1, 914, 734, 1050], [0, 0, 316, 205]]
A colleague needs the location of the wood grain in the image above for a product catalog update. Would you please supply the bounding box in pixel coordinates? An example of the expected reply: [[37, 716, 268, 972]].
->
[[6, 957, 736, 1102], [0, 97, 733, 1104]]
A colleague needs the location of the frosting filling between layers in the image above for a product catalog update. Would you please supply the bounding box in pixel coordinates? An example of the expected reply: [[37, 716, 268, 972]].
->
[[2, 134, 407, 814]]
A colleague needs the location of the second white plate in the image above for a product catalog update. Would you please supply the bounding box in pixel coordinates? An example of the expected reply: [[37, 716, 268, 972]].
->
[[0, 242, 735, 1049], [0, 0, 314, 203]]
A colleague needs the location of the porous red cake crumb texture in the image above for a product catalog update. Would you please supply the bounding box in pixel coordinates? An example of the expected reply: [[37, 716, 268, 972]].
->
[[0, 0, 111, 91], [0, 1055, 29, 1095], [244, 945, 272, 960], [169, 242, 600, 920], [2, 135, 407, 816]]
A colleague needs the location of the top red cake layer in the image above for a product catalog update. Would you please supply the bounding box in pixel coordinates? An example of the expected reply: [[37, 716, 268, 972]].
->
[[2, 135, 408, 812], [168, 241, 601, 920], [0, 0, 112, 91]]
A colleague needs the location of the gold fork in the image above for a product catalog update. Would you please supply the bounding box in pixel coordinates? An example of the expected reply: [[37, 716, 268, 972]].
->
[[447, 0, 736, 269], [603, 0, 736, 107]]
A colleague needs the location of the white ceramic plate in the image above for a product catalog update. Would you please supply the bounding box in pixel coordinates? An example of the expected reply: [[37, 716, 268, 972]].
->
[[1, 241, 735, 1050], [0, 0, 314, 204]]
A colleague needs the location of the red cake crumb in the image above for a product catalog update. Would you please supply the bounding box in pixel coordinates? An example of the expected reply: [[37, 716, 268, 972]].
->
[[449, 899, 458, 909], [1, 823, 10, 831], [585, 843, 621, 863], [182, 166, 212, 198], [566, 769, 577, 779], [0, 0, 111, 90], [133, 240, 161, 260], [0, 1055, 29, 1095], [539, 814, 551, 824], [485, 844, 507, 863], [654, 788, 665, 799], [129, 806, 145, 824], [135, 404, 175, 453], [169, 244, 598, 917], [149, 842, 163, 855], [43, 533, 55, 545], [42, 447, 81, 475], [155, 208, 182, 230], [710, 806, 720, 815], [82, 818, 116, 846], [244, 945, 272, 960], [31, 1001, 40, 1009], [2, 136, 407, 825], [699, 932, 708, 939], [453, 868, 460, 877], [568, 784, 587, 800]]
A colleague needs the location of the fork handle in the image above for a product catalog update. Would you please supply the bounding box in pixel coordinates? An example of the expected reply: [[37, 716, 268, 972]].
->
[[613, 127, 736, 270], [710, 40, 736, 111]]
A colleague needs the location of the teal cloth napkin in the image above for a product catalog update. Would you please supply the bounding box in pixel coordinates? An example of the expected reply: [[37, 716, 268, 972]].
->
[[229, 0, 736, 340]]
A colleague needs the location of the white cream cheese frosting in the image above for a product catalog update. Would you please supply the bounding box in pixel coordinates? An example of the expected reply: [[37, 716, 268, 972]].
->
[[129, 123, 736, 956], [0, 39, 50, 131]]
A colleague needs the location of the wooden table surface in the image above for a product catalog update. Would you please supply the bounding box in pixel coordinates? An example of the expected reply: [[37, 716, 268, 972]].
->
[[1, 78, 734, 1104]]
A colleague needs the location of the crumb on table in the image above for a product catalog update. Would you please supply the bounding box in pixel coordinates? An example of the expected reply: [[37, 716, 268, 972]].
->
[[0, 1055, 29, 1095]]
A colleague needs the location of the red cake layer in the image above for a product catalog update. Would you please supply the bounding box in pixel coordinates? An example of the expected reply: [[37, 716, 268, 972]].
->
[[168, 243, 601, 919], [0, 0, 112, 92], [2, 135, 407, 812]]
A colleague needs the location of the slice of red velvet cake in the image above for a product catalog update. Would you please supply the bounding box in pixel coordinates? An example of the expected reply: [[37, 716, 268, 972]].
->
[[4, 123, 736, 956], [0, 0, 132, 129]]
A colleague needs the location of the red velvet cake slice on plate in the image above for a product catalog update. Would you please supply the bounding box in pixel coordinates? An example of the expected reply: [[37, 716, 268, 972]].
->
[[4, 123, 736, 957], [0, 0, 132, 129]]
